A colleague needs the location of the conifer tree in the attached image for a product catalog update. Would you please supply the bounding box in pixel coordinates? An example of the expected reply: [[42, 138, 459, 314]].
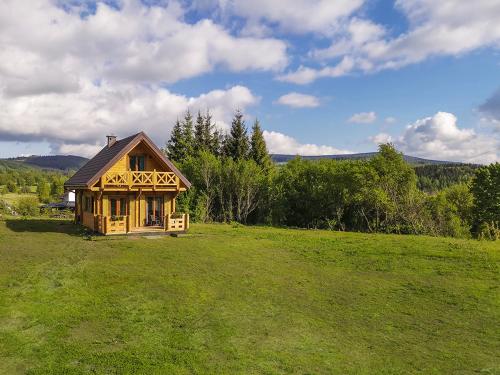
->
[[250, 119, 272, 172], [211, 128, 223, 156], [165, 119, 185, 162], [194, 110, 206, 153], [203, 110, 216, 153], [165, 110, 195, 163], [181, 110, 194, 158], [225, 110, 249, 160]]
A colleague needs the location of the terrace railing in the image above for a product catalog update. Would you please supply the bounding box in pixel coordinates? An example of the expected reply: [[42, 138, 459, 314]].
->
[[165, 213, 189, 232]]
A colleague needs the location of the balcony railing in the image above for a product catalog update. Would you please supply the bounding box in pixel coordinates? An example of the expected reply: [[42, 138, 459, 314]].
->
[[101, 170, 178, 189]]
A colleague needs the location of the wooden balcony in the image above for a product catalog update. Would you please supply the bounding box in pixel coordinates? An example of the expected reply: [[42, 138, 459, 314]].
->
[[100, 170, 179, 190]]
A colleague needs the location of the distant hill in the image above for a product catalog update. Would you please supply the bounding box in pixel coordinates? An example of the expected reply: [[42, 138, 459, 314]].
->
[[271, 152, 461, 166], [1, 155, 89, 171]]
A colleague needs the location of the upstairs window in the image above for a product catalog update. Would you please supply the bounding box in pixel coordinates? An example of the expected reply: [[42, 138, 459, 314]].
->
[[129, 155, 145, 171]]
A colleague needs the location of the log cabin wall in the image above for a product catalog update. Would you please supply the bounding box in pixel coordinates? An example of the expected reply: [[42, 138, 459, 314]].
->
[[66, 133, 190, 235]]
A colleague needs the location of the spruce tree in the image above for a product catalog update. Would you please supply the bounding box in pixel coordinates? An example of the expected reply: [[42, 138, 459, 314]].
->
[[250, 119, 272, 172], [165, 119, 185, 162], [194, 110, 206, 153], [204, 110, 216, 153], [165, 111, 195, 163], [181, 110, 194, 158], [226, 110, 249, 160], [211, 128, 223, 157]]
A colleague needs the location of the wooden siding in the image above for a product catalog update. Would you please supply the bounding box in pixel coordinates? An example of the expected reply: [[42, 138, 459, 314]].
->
[[105, 141, 171, 175], [75, 190, 188, 235], [82, 211, 95, 230], [73, 140, 187, 235]]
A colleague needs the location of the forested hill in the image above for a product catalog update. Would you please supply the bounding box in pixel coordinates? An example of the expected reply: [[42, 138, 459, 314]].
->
[[271, 152, 460, 165], [0, 155, 88, 171], [271, 153, 480, 192]]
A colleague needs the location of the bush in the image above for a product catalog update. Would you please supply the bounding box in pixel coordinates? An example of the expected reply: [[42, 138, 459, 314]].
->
[[16, 196, 40, 217], [477, 222, 500, 241], [0, 199, 8, 214]]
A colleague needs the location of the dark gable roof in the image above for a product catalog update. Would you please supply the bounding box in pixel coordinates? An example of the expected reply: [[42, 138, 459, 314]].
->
[[64, 132, 191, 189]]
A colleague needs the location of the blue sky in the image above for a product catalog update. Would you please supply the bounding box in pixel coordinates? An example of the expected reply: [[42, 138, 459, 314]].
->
[[0, 0, 499, 163]]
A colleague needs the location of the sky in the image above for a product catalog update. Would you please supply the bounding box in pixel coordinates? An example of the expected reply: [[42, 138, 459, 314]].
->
[[0, 0, 499, 163]]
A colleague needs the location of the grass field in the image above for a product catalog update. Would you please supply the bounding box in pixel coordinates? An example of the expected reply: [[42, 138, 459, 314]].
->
[[0, 192, 37, 205], [0, 218, 498, 374]]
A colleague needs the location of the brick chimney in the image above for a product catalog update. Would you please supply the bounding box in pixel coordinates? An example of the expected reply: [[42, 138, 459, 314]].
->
[[106, 135, 117, 147]]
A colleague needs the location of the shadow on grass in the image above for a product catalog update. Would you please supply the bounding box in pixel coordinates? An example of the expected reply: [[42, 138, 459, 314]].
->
[[4, 218, 83, 236]]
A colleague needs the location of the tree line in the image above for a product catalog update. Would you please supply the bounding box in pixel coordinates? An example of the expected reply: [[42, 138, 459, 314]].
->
[[165, 110, 500, 240], [415, 164, 479, 192], [0, 163, 69, 202]]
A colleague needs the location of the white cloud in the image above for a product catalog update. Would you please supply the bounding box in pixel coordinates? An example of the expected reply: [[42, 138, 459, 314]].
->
[[276, 92, 320, 108], [282, 1, 500, 83], [348, 111, 377, 124], [0, 0, 288, 94], [371, 133, 393, 144], [277, 57, 354, 84], [385, 117, 397, 124], [0, 82, 259, 157], [373, 112, 499, 164], [263, 130, 350, 155], [0, 0, 284, 156], [214, 0, 364, 35]]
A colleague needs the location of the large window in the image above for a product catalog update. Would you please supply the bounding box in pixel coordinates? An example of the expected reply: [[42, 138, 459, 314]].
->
[[129, 155, 145, 171], [110, 198, 127, 217]]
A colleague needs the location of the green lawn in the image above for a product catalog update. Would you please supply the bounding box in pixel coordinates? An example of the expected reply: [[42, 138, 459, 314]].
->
[[0, 218, 498, 374], [1, 192, 37, 205]]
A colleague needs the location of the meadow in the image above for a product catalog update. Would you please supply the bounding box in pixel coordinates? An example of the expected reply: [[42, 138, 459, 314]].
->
[[0, 218, 498, 374]]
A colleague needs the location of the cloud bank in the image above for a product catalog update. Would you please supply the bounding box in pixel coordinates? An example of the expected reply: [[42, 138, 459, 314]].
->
[[0, 0, 284, 155], [372, 112, 499, 164]]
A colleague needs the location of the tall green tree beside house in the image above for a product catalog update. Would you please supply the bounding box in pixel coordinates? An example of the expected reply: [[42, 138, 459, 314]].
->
[[205, 111, 223, 156], [182, 110, 194, 156], [194, 110, 219, 155], [194, 111, 208, 153], [165, 119, 185, 162], [471, 162, 500, 239], [224, 110, 249, 160], [165, 111, 195, 163], [250, 119, 272, 173]]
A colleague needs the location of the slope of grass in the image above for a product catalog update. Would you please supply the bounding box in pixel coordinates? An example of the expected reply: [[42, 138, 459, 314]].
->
[[1, 192, 37, 205], [0, 218, 498, 374]]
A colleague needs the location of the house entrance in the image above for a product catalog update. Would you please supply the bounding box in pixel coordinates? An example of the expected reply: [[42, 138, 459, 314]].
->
[[146, 196, 164, 227]]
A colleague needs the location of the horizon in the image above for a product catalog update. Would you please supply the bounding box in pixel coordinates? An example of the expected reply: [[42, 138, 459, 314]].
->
[[0, 1, 499, 164], [1, 149, 478, 166]]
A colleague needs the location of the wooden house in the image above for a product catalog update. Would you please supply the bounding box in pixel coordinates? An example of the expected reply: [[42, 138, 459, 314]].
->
[[64, 132, 191, 235]]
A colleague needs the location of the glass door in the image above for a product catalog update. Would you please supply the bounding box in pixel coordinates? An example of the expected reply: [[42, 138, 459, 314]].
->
[[146, 196, 164, 226]]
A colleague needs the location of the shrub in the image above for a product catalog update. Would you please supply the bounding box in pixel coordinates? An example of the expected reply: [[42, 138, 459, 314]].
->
[[477, 222, 500, 241], [16, 196, 40, 217], [0, 199, 8, 214]]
